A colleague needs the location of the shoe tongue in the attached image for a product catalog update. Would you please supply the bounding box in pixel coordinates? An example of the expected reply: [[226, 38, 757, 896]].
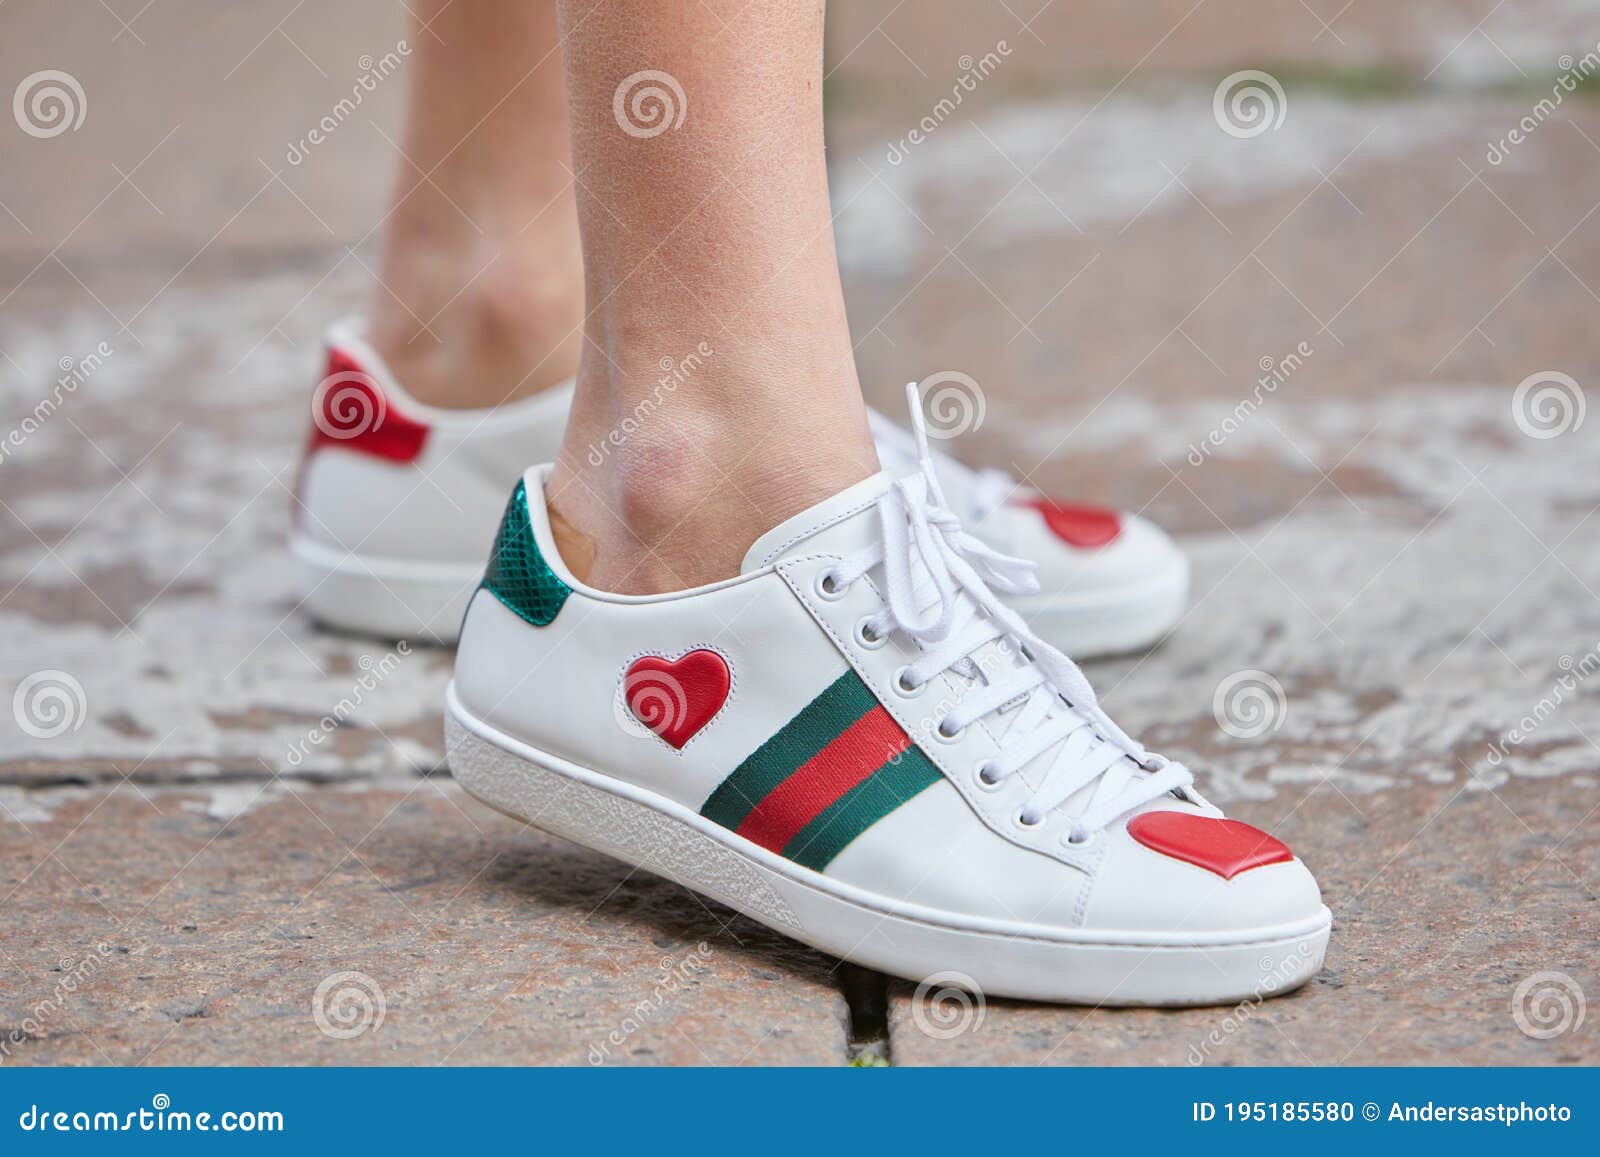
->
[[739, 472, 895, 574]]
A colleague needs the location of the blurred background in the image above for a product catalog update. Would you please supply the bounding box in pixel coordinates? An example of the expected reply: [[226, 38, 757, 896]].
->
[[1, 1, 1596, 1065]]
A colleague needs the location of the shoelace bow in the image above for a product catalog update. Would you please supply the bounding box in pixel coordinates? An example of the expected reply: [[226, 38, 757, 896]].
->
[[827, 385, 1195, 843]]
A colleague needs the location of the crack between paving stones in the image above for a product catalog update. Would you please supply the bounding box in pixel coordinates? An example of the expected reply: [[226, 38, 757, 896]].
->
[[836, 963, 892, 1066]]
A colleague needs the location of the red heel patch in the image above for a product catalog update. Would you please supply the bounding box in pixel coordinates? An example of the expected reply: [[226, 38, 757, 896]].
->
[[624, 650, 731, 749], [1127, 812, 1292, 879], [306, 349, 428, 463]]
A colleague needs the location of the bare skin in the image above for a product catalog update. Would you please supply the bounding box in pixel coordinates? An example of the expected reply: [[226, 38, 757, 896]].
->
[[368, 0, 583, 409], [371, 0, 877, 593]]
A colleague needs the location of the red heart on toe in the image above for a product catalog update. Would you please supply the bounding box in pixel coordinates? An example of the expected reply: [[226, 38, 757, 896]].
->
[[624, 650, 731, 749], [1018, 497, 1122, 548], [1127, 812, 1292, 879]]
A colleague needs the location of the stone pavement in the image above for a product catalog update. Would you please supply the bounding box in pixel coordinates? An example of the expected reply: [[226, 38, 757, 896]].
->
[[2, 1, 1598, 1064]]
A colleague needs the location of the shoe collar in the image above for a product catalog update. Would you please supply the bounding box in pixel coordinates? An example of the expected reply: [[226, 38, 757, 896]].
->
[[739, 472, 895, 574], [324, 316, 574, 432]]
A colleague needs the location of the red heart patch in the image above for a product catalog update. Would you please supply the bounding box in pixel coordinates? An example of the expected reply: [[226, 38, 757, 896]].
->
[[1127, 812, 1292, 880], [1018, 497, 1121, 548], [623, 650, 731, 749]]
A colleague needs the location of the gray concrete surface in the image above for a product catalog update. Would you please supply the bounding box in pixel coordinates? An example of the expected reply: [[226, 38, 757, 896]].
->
[[2, 1, 1597, 1064]]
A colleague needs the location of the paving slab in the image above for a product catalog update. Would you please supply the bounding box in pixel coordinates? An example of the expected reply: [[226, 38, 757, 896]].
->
[[5, 1, 1590, 272], [834, 88, 1600, 434], [0, 0, 407, 267], [0, 782, 848, 1065], [827, 0, 1598, 91]]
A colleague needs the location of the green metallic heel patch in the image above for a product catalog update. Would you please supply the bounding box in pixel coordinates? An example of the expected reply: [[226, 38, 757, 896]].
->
[[480, 479, 572, 627]]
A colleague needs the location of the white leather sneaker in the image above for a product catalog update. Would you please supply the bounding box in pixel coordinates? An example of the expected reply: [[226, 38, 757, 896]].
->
[[292, 320, 1188, 655], [444, 389, 1328, 1005]]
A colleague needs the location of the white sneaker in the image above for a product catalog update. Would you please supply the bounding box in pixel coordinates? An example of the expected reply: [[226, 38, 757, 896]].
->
[[292, 320, 1188, 655], [444, 388, 1328, 1005]]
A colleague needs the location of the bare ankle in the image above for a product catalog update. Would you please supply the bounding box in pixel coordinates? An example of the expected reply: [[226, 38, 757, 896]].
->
[[545, 363, 878, 595], [369, 228, 583, 410]]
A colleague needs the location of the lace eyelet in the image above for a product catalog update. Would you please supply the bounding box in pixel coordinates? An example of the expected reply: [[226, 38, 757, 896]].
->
[[892, 666, 924, 698], [853, 617, 887, 650], [935, 717, 964, 743], [1063, 829, 1102, 848], [815, 569, 849, 601], [1015, 809, 1044, 829], [975, 761, 1004, 791]]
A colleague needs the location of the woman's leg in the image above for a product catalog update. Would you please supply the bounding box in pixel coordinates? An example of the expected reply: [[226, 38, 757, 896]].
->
[[549, 0, 877, 594], [368, 0, 583, 408]]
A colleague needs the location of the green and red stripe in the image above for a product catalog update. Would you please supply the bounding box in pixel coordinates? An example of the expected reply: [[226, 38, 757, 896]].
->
[[700, 672, 941, 871]]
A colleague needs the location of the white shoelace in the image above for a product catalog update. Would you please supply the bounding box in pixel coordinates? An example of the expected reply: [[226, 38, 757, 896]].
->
[[876, 409, 1011, 521], [868, 409, 1029, 523], [829, 385, 1194, 844]]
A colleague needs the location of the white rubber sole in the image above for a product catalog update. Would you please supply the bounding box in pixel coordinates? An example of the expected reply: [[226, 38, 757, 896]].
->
[[297, 534, 1189, 660], [1009, 555, 1190, 659], [291, 533, 479, 644], [445, 686, 1330, 1006]]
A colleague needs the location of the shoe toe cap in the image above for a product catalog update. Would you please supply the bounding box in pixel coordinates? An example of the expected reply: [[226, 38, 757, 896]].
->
[[1083, 812, 1325, 936], [1009, 504, 1186, 596]]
